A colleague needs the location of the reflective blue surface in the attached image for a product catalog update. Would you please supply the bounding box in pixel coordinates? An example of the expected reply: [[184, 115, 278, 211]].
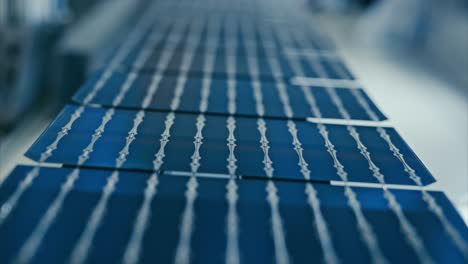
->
[[0, 166, 465, 263], [5, 1, 467, 263], [122, 51, 352, 81], [26, 105, 433, 185], [122, 16, 335, 58], [73, 71, 385, 121], [109, 15, 343, 81]]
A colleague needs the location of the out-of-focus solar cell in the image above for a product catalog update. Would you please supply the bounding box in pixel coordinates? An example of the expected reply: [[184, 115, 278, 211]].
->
[[73, 71, 385, 121]]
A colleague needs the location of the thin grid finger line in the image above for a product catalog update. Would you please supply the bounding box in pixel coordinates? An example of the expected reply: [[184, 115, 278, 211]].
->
[[169, 17, 206, 111], [173, 113, 206, 264], [225, 14, 238, 115], [224, 13, 241, 264], [256, 118, 290, 264], [225, 116, 240, 264]]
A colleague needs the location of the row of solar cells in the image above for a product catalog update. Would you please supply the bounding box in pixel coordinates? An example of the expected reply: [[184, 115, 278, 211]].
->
[[1, 0, 467, 263], [0, 166, 465, 263]]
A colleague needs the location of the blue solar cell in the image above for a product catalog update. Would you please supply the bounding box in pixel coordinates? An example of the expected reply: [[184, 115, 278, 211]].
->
[[0, 166, 465, 263], [122, 50, 350, 81], [8, 0, 468, 263], [26, 105, 432, 185], [122, 17, 334, 60], [110, 15, 345, 81], [73, 71, 384, 121]]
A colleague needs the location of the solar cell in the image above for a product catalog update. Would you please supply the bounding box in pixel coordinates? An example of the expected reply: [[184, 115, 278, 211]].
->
[[111, 14, 342, 81], [121, 15, 334, 59], [73, 71, 385, 121], [122, 48, 348, 82], [26, 105, 432, 185], [0, 166, 465, 263]]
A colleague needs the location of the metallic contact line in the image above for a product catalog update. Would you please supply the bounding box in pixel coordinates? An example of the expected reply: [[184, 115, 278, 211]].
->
[[122, 112, 176, 264], [225, 117, 240, 264], [244, 18, 290, 264], [68, 15, 193, 264], [257, 24, 293, 117], [0, 1, 162, 230], [225, 15, 237, 116], [256, 119, 290, 264], [225, 15, 241, 264], [169, 18, 205, 111], [267, 24, 390, 264], [174, 15, 218, 264], [258, 21, 343, 264], [292, 31, 435, 263], [174, 114, 205, 264], [199, 15, 220, 113], [287, 121, 341, 264]]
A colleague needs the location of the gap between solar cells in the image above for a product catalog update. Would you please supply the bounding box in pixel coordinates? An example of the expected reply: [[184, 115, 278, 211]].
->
[[69, 102, 391, 126]]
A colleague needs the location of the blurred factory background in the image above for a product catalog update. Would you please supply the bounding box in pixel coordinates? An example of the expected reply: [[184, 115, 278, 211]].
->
[[0, 0, 147, 127], [0, 0, 467, 221]]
